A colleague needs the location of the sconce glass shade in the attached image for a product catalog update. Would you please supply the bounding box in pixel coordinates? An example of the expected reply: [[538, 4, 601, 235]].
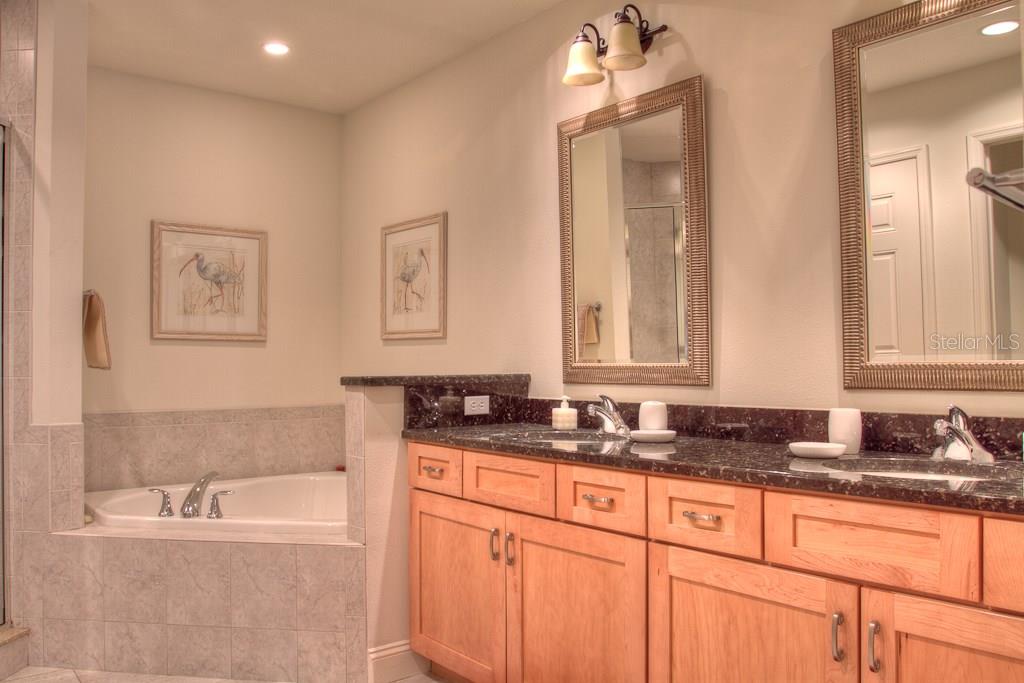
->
[[604, 17, 646, 71], [563, 34, 605, 86]]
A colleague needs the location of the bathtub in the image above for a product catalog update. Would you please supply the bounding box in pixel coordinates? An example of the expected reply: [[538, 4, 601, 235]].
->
[[85, 471, 347, 536]]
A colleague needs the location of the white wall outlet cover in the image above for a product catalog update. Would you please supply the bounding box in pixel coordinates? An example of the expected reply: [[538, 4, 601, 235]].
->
[[465, 395, 490, 415]]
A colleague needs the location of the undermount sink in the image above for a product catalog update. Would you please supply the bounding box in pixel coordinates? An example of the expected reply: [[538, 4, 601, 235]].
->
[[820, 458, 995, 482], [488, 430, 626, 445]]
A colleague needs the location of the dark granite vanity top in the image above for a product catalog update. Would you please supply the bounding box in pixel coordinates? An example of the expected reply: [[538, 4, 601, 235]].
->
[[403, 423, 1024, 516]]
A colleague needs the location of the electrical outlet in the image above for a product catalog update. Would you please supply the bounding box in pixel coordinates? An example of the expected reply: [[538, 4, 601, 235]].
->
[[465, 395, 490, 415]]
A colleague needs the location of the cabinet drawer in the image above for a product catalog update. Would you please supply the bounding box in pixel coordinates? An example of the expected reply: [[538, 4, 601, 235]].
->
[[647, 476, 762, 559], [463, 451, 555, 517], [984, 518, 1024, 613], [556, 464, 646, 535], [408, 443, 463, 496], [765, 492, 980, 601]]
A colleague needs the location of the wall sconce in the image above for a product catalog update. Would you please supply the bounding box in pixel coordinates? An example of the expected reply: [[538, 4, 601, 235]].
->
[[562, 4, 668, 86]]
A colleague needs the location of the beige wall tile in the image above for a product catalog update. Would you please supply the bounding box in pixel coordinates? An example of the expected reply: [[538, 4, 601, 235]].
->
[[166, 624, 230, 678], [43, 619, 103, 670], [0, 633, 28, 679], [344, 616, 367, 683], [296, 546, 346, 631], [165, 540, 230, 627], [344, 549, 366, 617], [230, 542, 297, 629], [298, 630, 346, 683], [231, 628, 297, 682], [104, 621, 166, 674], [10, 531, 46, 618], [103, 537, 167, 623], [44, 535, 103, 621], [12, 443, 49, 531]]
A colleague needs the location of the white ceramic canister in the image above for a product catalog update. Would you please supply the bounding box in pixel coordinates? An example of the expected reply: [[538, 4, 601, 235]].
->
[[639, 401, 668, 431], [828, 408, 862, 455]]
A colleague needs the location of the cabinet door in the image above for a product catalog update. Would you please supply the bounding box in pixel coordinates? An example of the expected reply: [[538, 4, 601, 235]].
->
[[505, 513, 646, 682], [649, 543, 859, 683], [861, 588, 1024, 683], [410, 490, 507, 683]]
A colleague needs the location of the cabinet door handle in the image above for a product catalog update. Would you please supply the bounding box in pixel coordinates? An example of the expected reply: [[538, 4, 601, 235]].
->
[[488, 528, 500, 561], [422, 465, 445, 477], [830, 612, 844, 662], [582, 493, 614, 506], [867, 620, 881, 673], [505, 532, 515, 566], [681, 510, 721, 523]]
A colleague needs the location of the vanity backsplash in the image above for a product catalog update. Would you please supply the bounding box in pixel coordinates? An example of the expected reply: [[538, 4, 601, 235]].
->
[[398, 381, 1024, 461]]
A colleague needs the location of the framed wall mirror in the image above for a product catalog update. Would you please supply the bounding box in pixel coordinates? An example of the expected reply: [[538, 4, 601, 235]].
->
[[558, 77, 710, 385], [835, 0, 1024, 390]]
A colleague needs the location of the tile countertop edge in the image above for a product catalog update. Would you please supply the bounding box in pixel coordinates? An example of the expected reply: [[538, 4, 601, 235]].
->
[[403, 424, 1024, 517]]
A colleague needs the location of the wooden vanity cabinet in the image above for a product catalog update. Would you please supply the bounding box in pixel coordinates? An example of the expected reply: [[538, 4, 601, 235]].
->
[[649, 543, 859, 682], [507, 514, 646, 682], [410, 489, 507, 682], [860, 588, 1024, 682], [410, 487, 646, 683], [409, 442, 1024, 683]]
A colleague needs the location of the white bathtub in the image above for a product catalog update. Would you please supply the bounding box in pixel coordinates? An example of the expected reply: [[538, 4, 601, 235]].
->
[[85, 471, 347, 536]]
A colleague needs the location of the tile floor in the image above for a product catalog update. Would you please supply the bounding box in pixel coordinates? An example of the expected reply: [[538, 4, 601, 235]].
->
[[2, 667, 441, 683]]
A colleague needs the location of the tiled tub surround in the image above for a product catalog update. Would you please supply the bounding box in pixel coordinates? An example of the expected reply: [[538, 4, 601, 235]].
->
[[9, 534, 366, 682], [84, 405, 345, 492]]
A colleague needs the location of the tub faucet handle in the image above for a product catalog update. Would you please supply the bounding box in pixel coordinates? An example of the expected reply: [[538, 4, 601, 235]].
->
[[207, 490, 234, 519], [147, 488, 174, 517]]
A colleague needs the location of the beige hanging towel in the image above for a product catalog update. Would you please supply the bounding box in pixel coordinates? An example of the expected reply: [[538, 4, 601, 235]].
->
[[576, 303, 600, 348], [82, 289, 111, 369]]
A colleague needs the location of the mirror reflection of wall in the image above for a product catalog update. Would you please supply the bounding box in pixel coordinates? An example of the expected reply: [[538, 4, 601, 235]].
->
[[861, 1, 1024, 362], [571, 107, 686, 364]]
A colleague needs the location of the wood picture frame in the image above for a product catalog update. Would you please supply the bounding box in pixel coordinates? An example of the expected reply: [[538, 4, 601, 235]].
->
[[381, 212, 447, 340], [151, 221, 268, 341]]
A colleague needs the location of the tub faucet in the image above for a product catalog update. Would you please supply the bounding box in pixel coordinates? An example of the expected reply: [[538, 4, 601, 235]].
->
[[932, 406, 995, 464], [181, 471, 219, 518]]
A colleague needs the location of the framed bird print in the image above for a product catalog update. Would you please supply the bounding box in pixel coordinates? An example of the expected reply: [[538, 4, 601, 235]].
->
[[381, 212, 447, 340], [151, 221, 268, 341]]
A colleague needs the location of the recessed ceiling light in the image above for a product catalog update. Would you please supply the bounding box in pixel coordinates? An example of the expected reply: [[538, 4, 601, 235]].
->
[[981, 20, 1019, 36], [263, 41, 290, 56]]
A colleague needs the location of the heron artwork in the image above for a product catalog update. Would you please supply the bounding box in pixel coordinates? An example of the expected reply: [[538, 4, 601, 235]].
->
[[393, 244, 431, 314], [178, 250, 246, 316]]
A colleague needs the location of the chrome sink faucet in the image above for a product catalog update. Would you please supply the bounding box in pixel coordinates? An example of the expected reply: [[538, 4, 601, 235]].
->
[[586, 395, 631, 438], [933, 405, 995, 464], [181, 471, 219, 518]]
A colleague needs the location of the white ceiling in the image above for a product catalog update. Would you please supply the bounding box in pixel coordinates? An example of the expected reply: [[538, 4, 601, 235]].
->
[[861, 2, 1020, 93], [88, 0, 565, 114]]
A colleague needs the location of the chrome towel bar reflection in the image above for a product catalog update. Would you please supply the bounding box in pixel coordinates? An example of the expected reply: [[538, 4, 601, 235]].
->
[[966, 167, 1024, 212]]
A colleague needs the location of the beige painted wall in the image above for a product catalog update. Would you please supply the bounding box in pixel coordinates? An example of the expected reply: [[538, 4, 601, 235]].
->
[[338, 0, 1024, 415], [84, 68, 347, 412]]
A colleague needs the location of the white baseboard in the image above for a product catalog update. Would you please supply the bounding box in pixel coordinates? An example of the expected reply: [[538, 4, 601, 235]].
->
[[368, 640, 429, 683]]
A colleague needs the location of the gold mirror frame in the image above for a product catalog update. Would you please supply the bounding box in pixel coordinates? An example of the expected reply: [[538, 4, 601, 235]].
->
[[558, 76, 710, 385], [835, 0, 1024, 391]]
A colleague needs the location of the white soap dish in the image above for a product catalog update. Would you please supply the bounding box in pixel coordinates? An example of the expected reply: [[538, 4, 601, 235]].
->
[[788, 441, 847, 458], [632, 429, 677, 443]]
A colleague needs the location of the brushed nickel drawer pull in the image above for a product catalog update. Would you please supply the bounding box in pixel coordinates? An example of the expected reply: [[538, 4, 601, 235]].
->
[[422, 465, 445, 477], [867, 620, 881, 673], [582, 493, 614, 506], [681, 510, 721, 523], [831, 612, 844, 662], [505, 532, 515, 566], [488, 528, 500, 561]]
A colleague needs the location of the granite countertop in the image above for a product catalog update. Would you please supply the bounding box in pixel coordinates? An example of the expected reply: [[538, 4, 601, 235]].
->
[[403, 423, 1024, 516]]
